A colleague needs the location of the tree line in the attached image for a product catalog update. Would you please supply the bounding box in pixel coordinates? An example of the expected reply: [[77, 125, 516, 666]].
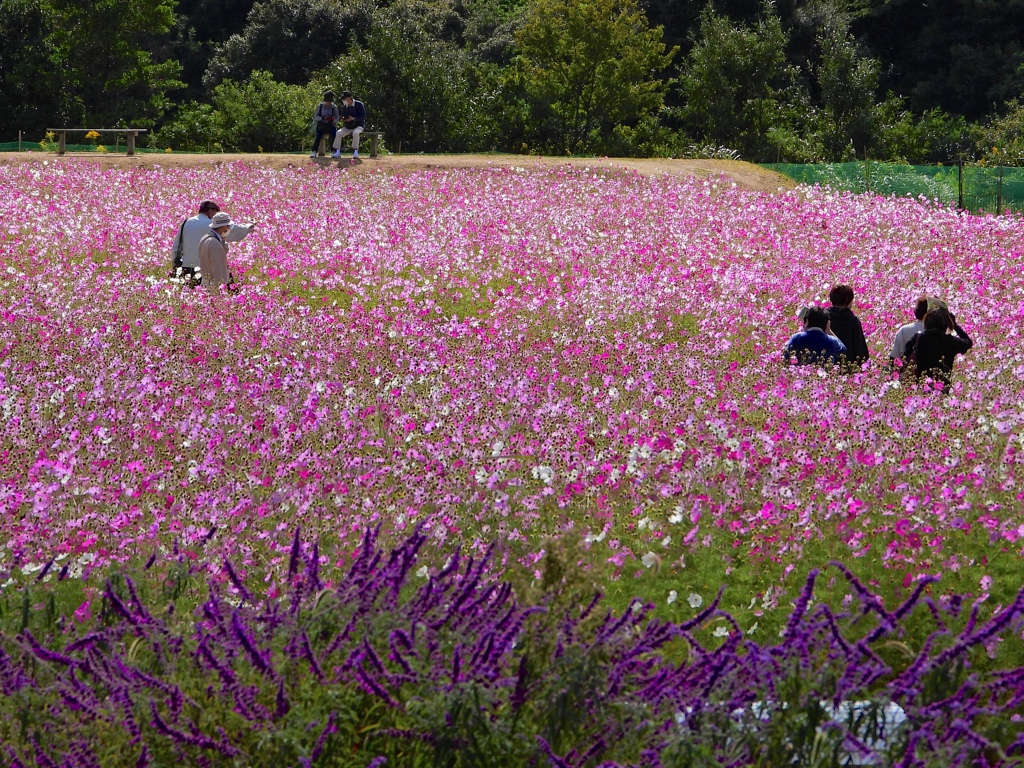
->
[[2, 0, 1023, 162]]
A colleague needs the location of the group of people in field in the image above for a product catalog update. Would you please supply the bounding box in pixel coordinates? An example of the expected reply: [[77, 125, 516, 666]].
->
[[167, 91, 367, 287], [784, 285, 973, 386], [169, 200, 255, 289]]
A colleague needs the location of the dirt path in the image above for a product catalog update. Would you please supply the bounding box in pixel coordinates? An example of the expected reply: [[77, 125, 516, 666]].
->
[[0, 151, 794, 193]]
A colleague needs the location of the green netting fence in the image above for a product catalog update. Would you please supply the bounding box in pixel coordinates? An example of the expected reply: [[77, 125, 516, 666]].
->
[[763, 162, 1024, 215]]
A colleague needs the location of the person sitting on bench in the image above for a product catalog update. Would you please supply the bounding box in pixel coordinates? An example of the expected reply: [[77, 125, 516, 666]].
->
[[332, 91, 366, 161]]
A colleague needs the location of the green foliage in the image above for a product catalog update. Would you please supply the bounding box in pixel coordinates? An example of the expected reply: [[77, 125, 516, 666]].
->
[[974, 99, 1024, 165], [153, 101, 222, 151], [44, 0, 184, 127], [204, 0, 373, 87], [211, 71, 320, 152], [676, 3, 803, 162], [324, 2, 497, 152], [813, 24, 879, 160], [514, 0, 676, 155], [0, 0, 54, 136]]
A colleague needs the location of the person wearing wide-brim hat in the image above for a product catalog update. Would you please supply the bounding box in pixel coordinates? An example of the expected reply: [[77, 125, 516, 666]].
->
[[169, 200, 254, 281], [198, 211, 238, 289]]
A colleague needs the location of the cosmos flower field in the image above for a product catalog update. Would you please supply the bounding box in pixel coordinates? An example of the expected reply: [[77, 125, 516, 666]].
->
[[1, 158, 1023, 765]]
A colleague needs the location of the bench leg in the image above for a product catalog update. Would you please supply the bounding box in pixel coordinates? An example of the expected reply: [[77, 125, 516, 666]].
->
[[127, 131, 136, 156], [58, 131, 66, 156], [369, 134, 378, 158]]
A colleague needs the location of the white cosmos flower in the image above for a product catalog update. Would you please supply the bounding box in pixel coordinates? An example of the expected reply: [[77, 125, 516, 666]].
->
[[712, 626, 730, 638], [688, 592, 703, 609], [667, 590, 678, 604], [641, 551, 659, 568]]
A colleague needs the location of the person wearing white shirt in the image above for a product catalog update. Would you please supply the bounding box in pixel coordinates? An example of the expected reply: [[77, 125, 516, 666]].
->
[[889, 296, 929, 362], [170, 200, 254, 281]]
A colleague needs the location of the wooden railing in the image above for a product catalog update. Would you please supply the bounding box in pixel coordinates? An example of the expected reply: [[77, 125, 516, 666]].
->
[[46, 128, 148, 156]]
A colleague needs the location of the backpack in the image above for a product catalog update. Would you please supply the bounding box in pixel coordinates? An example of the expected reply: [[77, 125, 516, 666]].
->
[[900, 332, 922, 379]]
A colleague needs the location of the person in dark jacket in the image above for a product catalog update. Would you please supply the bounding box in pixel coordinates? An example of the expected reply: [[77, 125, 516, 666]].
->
[[311, 91, 340, 158], [784, 306, 848, 366], [331, 91, 366, 161], [902, 307, 972, 387], [827, 284, 870, 366]]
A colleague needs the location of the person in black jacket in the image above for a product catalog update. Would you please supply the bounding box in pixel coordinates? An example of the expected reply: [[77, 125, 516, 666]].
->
[[903, 307, 972, 387], [827, 284, 870, 367], [310, 91, 340, 158]]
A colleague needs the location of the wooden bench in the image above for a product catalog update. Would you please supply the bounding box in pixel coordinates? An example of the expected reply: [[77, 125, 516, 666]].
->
[[315, 131, 384, 158], [48, 128, 148, 156]]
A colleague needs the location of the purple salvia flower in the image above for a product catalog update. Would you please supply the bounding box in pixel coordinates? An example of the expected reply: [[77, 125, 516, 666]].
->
[[784, 568, 819, 638], [103, 583, 138, 627], [230, 610, 275, 679], [388, 633, 416, 678], [450, 644, 462, 685], [117, 689, 143, 744], [353, 665, 400, 707], [305, 711, 337, 766], [22, 629, 77, 667], [135, 746, 150, 768], [510, 654, 529, 712], [124, 577, 157, 627], [223, 560, 253, 603], [300, 630, 326, 683], [536, 737, 571, 768], [144, 552, 157, 570], [31, 737, 58, 768], [35, 557, 55, 582], [274, 680, 290, 718], [304, 537, 322, 594], [288, 526, 302, 582], [367, 758, 387, 768]]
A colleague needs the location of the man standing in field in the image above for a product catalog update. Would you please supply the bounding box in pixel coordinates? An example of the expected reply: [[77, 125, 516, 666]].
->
[[170, 200, 255, 282], [331, 91, 366, 162]]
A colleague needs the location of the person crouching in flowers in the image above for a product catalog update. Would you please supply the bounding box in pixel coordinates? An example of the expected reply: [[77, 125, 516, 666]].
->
[[198, 212, 239, 290], [901, 306, 972, 388], [783, 306, 847, 366]]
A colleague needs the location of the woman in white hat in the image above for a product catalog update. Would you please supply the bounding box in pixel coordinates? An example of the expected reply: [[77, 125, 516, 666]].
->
[[199, 211, 237, 289]]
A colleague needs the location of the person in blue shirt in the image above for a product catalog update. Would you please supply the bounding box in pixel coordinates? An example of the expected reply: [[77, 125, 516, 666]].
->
[[784, 306, 848, 366]]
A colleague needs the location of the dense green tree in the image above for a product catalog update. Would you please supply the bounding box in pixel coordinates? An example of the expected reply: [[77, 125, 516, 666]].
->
[[515, 0, 676, 154], [209, 71, 319, 151], [151, 101, 222, 151], [676, 4, 804, 161], [974, 100, 1024, 164], [204, 0, 373, 87], [0, 0, 57, 136], [324, 3, 498, 152], [812, 24, 880, 159], [0, 0, 182, 134], [853, 0, 1024, 121], [167, 0, 257, 101], [44, 0, 183, 127]]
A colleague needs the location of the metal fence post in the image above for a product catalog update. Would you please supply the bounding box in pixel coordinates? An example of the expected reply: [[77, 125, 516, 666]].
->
[[957, 158, 964, 211], [996, 163, 1004, 215]]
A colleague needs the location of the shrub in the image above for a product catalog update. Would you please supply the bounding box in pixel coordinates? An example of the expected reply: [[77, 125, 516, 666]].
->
[[2, 529, 1023, 767]]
